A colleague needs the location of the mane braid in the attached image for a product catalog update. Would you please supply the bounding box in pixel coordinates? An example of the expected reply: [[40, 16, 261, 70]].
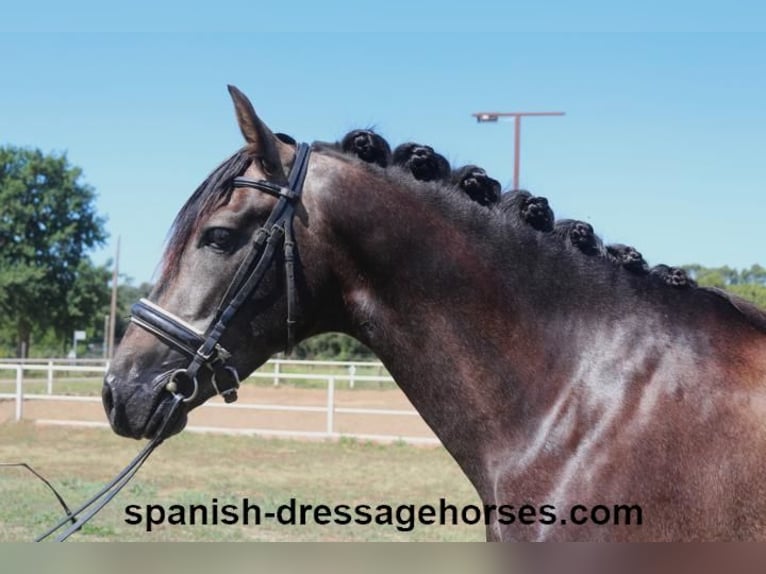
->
[[159, 149, 252, 285]]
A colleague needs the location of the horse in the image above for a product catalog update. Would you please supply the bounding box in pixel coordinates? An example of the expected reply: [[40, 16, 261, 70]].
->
[[103, 85, 766, 541]]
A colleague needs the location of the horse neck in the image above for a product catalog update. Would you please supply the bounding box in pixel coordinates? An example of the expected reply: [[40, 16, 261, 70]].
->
[[320, 167, 636, 493]]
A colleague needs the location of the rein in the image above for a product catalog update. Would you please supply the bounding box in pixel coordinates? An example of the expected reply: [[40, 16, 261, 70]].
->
[[130, 142, 310, 404], [35, 394, 184, 542]]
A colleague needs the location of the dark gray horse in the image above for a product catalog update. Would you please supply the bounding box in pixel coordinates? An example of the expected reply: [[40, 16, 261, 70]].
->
[[103, 86, 766, 541]]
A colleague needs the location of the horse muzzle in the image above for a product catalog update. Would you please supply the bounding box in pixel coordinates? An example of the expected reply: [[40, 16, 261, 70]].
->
[[102, 371, 189, 440]]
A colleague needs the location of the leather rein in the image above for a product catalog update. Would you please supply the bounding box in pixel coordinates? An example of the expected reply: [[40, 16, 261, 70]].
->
[[130, 142, 310, 404]]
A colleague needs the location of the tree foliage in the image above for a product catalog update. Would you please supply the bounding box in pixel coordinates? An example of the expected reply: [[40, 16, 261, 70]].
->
[[0, 146, 108, 355], [293, 332, 375, 361], [683, 264, 766, 308], [113, 280, 153, 344]]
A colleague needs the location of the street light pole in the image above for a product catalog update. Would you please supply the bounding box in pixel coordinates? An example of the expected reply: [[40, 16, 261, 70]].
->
[[472, 111, 565, 191], [108, 235, 120, 359]]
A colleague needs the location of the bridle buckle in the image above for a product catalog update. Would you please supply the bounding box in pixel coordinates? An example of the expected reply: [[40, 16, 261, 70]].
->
[[195, 343, 231, 366]]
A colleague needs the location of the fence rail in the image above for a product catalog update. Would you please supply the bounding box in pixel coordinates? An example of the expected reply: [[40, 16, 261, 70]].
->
[[0, 360, 439, 446]]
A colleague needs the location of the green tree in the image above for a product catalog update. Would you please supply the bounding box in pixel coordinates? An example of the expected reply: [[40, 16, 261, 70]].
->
[[293, 332, 375, 361], [740, 264, 766, 286], [684, 264, 766, 309], [63, 259, 112, 352], [0, 146, 107, 356], [113, 279, 153, 345], [728, 284, 766, 309]]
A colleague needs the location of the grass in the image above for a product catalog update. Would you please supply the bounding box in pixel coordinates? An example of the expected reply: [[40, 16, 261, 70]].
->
[[0, 421, 484, 541]]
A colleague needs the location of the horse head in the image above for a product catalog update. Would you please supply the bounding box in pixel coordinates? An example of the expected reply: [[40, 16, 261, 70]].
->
[[103, 86, 344, 439]]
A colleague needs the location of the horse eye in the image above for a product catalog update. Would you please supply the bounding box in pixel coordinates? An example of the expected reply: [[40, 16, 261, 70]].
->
[[260, 157, 274, 176], [201, 227, 238, 253]]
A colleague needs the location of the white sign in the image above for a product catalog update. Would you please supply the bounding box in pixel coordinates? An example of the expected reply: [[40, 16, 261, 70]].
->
[[74, 330, 87, 341]]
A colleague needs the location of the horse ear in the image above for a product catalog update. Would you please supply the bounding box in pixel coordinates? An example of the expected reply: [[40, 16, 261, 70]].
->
[[227, 85, 289, 179]]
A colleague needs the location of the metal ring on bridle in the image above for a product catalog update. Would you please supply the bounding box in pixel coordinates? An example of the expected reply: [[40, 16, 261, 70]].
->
[[165, 369, 199, 403]]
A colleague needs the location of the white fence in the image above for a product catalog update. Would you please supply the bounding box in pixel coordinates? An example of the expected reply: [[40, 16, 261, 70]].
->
[[0, 359, 439, 446]]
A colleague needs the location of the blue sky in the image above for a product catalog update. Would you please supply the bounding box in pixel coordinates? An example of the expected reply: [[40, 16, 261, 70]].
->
[[2, 4, 765, 285]]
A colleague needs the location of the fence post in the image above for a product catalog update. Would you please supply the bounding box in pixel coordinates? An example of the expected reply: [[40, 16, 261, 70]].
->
[[348, 365, 356, 389], [47, 361, 54, 395], [15, 366, 23, 422], [326, 376, 335, 436], [273, 360, 281, 386]]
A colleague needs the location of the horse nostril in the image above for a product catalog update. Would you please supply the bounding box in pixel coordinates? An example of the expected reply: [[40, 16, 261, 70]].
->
[[101, 374, 139, 438], [102, 378, 114, 416]]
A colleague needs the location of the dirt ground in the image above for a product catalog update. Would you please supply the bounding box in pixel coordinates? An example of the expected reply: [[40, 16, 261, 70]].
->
[[0, 384, 436, 440]]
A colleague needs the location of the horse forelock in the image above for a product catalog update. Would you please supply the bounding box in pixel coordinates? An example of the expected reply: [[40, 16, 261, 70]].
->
[[158, 149, 252, 288]]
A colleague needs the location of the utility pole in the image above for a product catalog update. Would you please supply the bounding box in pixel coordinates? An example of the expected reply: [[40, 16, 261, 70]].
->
[[472, 111, 565, 190], [103, 315, 109, 359], [107, 236, 120, 359]]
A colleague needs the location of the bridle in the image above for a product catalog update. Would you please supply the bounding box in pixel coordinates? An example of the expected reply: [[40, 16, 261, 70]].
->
[[36, 143, 311, 542], [130, 142, 311, 404]]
